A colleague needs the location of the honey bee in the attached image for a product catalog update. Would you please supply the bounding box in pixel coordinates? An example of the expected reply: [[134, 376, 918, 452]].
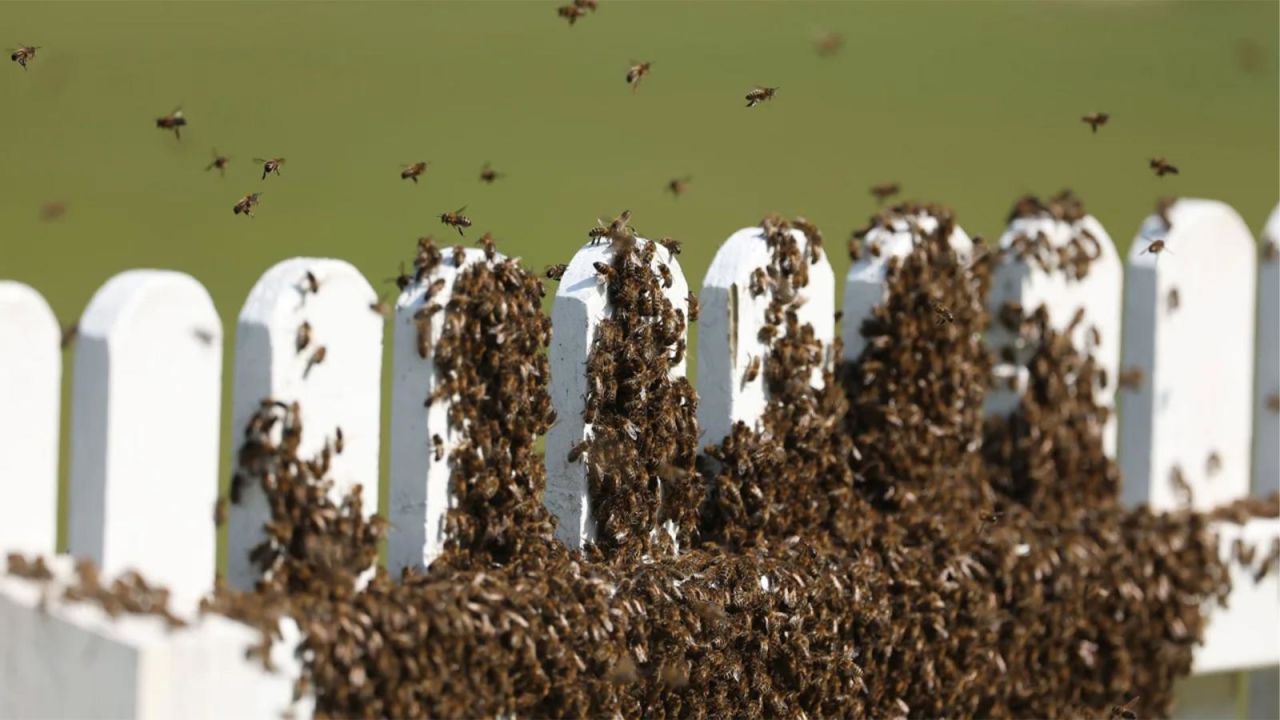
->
[[60, 323, 78, 350], [213, 498, 228, 527], [814, 32, 843, 57], [9, 45, 38, 70], [400, 161, 429, 184], [205, 151, 230, 176], [1081, 112, 1110, 133], [567, 441, 587, 463], [296, 321, 312, 353], [432, 434, 445, 461], [557, 3, 586, 25], [745, 86, 778, 108], [659, 237, 682, 256], [155, 107, 187, 140], [254, 157, 285, 180], [1167, 287, 1180, 311], [1109, 696, 1140, 720], [870, 182, 900, 205], [687, 292, 699, 322], [666, 176, 691, 197], [232, 192, 261, 217], [933, 301, 954, 326], [545, 263, 568, 281], [335, 426, 345, 454], [593, 261, 616, 284], [1267, 393, 1279, 413], [476, 232, 497, 261], [304, 345, 327, 378], [1140, 239, 1168, 256], [657, 263, 673, 289], [387, 262, 413, 291], [1149, 157, 1179, 177], [1118, 366, 1144, 389], [479, 162, 504, 184], [440, 206, 471, 236], [626, 60, 652, 92], [742, 355, 761, 385]]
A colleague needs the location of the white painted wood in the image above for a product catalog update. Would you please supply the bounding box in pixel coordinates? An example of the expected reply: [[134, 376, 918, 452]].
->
[[0, 557, 310, 720], [842, 212, 973, 362], [696, 226, 834, 448], [387, 247, 496, 574], [1119, 200, 1256, 510], [545, 238, 688, 549], [227, 258, 383, 591], [1193, 518, 1280, 675], [1254, 205, 1279, 497], [67, 270, 222, 610], [985, 214, 1123, 454], [0, 282, 61, 557]]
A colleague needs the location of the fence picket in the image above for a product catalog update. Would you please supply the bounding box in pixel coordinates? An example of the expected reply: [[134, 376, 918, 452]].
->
[[1118, 199, 1256, 510], [696, 226, 833, 448], [545, 238, 688, 549], [226, 258, 383, 590], [66, 270, 222, 608], [1254, 205, 1279, 496], [0, 282, 61, 557]]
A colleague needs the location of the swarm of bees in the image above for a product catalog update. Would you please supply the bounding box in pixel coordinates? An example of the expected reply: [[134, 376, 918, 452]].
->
[[745, 86, 778, 108]]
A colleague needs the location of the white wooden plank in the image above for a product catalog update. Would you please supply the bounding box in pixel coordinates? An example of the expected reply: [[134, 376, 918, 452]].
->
[[0, 281, 61, 557], [387, 247, 494, 574], [67, 270, 222, 609], [1254, 205, 1279, 496], [696, 226, 833, 448], [1119, 199, 1256, 510], [1193, 518, 1280, 675], [545, 238, 688, 549], [227, 258, 383, 590]]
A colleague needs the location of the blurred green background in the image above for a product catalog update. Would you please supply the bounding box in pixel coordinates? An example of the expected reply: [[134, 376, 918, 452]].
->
[[0, 1, 1275, 554]]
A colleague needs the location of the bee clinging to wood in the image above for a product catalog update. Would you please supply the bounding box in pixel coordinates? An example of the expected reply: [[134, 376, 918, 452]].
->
[[296, 321, 312, 353], [254, 157, 285, 180], [476, 231, 497, 260], [400, 161, 429, 184], [1149, 157, 1179, 177], [479, 163, 503, 184], [232, 192, 261, 217], [1140, 239, 1168, 256], [626, 60, 652, 92], [213, 498, 227, 527], [440, 206, 471, 236], [666, 176, 691, 198], [745, 86, 778, 108], [10, 45, 39, 70], [932, 301, 954, 326], [205, 151, 230, 176], [1081, 112, 1109, 133], [1118, 366, 1144, 389], [304, 345, 327, 378], [432, 434, 444, 461], [742, 355, 761, 386], [155, 108, 187, 140], [1166, 287, 1180, 311], [870, 182, 900, 205], [302, 271, 320, 295]]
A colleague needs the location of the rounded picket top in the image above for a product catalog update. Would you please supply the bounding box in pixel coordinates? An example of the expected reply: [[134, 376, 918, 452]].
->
[[696, 225, 834, 449], [1119, 198, 1256, 510], [227, 257, 383, 591], [1255, 204, 1280, 496], [387, 246, 497, 574], [67, 270, 222, 609], [842, 210, 973, 362], [545, 237, 688, 550], [0, 281, 61, 557]]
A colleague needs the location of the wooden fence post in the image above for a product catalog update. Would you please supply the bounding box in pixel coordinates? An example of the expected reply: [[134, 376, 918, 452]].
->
[[1118, 199, 1256, 510], [985, 208, 1123, 452], [67, 270, 222, 609], [387, 247, 492, 574], [1254, 204, 1279, 496], [0, 282, 60, 557], [227, 258, 382, 590], [545, 238, 688, 549], [696, 226, 833, 448]]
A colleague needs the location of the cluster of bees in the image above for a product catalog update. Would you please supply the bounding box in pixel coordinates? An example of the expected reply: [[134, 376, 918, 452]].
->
[[1003, 190, 1104, 281], [6, 553, 186, 629]]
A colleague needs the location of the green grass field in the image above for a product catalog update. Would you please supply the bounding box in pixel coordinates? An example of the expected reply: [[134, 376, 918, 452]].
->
[[1, 1, 1275, 553]]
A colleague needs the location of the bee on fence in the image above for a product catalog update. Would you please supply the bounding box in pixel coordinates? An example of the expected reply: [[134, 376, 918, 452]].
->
[[414, 304, 441, 358], [870, 182, 900, 205], [440, 206, 471, 236], [423, 277, 446, 301], [205, 151, 231, 176], [400, 161, 429, 184], [545, 264, 568, 281], [1118, 366, 1144, 390], [303, 271, 320, 295], [745, 86, 778, 108], [742, 355, 761, 386], [758, 325, 777, 344], [304, 345, 326, 378], [478, 162, 503, 184], [477, 232, 497, 261], [254, 157, 285, 180], [665, 176, 690, 197], [1140, 239, 1168, 257], [814, 31, 843, 57], [296, 321, 312, 353], [932, 301, 954, 326], [657, 263, 673, 289], [1166, 287, 1180, 311], [868, 239, 883, 258], [1109, 696, 1140, 720], [192, 327, 216, 346], [1268, 393, 1280, 413], [749, 267, 773, 297], [1169, 466, 1192, 505], [10, 45, 38, 69], [626, 60, 651, 92], [334, 426, 345, 454], [155, 107, 186, 139], [432, 434, 444, 461], [1081, 112, 1109, 133], [593, 261, 616, 285], [232, 192, 261, 217], [567, 441, 587, 463], [687, 291, 699, 322], [451, 245, 466, 265], [60, 323, 78, 349], [1149, 157, 1178, 177], [388, 262, 413, 291], [1263, 240, 1279, 262]]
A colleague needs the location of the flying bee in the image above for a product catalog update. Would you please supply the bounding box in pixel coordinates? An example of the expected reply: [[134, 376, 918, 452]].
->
[[295, 321, 312, 353], [304, 345, 326, 378], [666, 176, 691, 197], [745, 86, 778, 108], [1081, 112, 1110, 133], [440, 206, 471, 236], [479, 162, 504, 184], [574, 0, 598, 9], [232, 192, 261, 217], [205, 151, 230, 176], [254, 157, 285, 180], [388, 262, 413, 291], [659, 237, 682, 255], [588, 225, 610, 243], [1149, 157, 1178, 177], [545, 263, 568, 281], [9, 45, 38, 70], [155, 108, 187, 140], [933, 301, 954, 326], [870, 182, 900, 205], [557, 3, 586, 25], [742, 355, 761, 385], [400, 161, 428, 184], [626, 60, 652, 91], [814, 32, 843, 57]]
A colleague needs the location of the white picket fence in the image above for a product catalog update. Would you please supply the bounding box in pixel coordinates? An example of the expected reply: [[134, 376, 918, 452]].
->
[[0, 198, 1277, 719]]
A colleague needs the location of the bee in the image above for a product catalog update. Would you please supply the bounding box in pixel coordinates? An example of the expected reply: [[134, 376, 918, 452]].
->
[[334, 426, 345, 454], [687, 292, 699, 322], [1267, 393, 1279, 414], [476, 232, 497, 261], [1149, 157, 1179, 177], [666, 176, 691, 197], [758, 325, 777, 343], [423, 277, 446, 301], [659, 237, 682, 255], [303, 271, 320, 295], [232, 192, 261, 217], [748, 267, 770, 297], [388, 262, 413, 291], [1109, 696, 1140, 720], [296, 321, 312, 353], [655, 263, 672, 289], [400, 161, 429, 184], [432, 434, 445, 461], [1140, 239, 1168, 256], [155, 107, 187, 140], [304, 345, 327, 378], [557, 3, 586, 25], [745, 86, 778, 108], [9, 45, 38, 70], [254, 157, 285, 180], [1206, 451, 1223, 476], [545, 264, 568, 281], [588, 225, 610, 243], [479, 162, 503, 184], [567, 441, 587, 463], [192, 327, 216, 346], [1118, 366, 1144, 390], [870, 182, 900, 205], [205, 151, 231, 176], [742, 355, 761, 385], [626, 60, 652, 92], [1081, 112, 1110, 133], [60, 323, 78, 350], [933, 301, 954, 326], [1167, 287, 1180, 311], [440, 206, 471, 236], [574, 0, 598, 9], [593, 261, 616, 284], [814, 32, 843, 57]]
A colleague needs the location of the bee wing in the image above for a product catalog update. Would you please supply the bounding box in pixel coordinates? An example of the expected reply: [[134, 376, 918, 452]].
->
[[456, 205, 468, 213]]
